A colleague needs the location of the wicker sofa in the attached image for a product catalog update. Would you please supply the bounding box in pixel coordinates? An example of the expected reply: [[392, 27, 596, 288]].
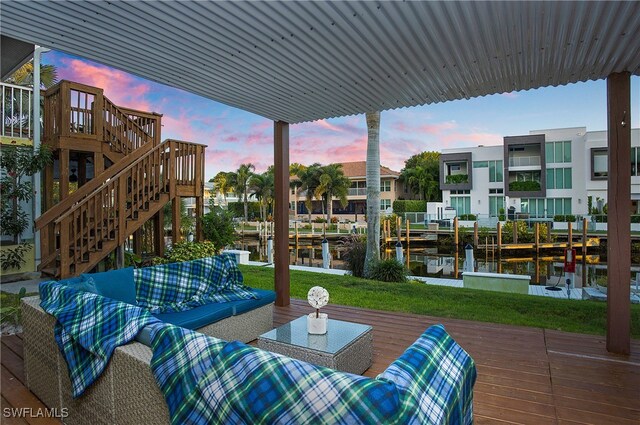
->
[[23, 257, 275, 424], [23, 297, 476, 425], [23, 296, 172, 424], [58, 260, 275, 344]]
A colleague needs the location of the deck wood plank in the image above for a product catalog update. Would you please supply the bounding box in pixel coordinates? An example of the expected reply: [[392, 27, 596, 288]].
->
[[1, 395, 30, 425], [2, 298, 638, 424], [0, 365, 61, 425]]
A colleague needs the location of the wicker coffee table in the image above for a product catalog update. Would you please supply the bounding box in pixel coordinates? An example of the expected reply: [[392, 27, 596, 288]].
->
[[257, 316, 373, 374]]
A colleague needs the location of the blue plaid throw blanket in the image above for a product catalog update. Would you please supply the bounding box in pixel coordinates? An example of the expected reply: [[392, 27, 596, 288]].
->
[[150, 323, 476, 425], [39, 280, 159, 398], [378, 324, 477, 424], [135, 254, 257, 313]]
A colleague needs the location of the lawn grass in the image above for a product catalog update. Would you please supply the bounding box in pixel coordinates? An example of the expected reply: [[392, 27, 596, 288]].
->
[[0, 290, 36, 325], [239, 265, 640, 338]]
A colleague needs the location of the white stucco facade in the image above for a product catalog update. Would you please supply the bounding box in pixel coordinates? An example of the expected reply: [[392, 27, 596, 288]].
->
[[441, 126, 640, 219]]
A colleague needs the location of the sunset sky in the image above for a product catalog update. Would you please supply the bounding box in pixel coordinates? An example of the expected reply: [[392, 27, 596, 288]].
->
[[44, 50, 639, 180]]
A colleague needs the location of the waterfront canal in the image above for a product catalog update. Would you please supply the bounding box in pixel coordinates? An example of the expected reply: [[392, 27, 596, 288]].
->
[[236, 241, 640, 287]]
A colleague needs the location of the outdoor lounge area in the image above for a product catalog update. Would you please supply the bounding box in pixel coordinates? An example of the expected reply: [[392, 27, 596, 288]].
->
[[2, 298, 639, 424], [2, 1, 640, 424]]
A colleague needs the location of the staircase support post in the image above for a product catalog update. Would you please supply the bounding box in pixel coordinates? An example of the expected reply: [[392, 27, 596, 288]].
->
[[132, 229, 142, 255], [154, 209, 165, 258], [115, 245, 125, 269], [60, 149, 70, 200], [172, 197, 181, 245], [195, 196, 204, 242], [94, 153, 104, 175]]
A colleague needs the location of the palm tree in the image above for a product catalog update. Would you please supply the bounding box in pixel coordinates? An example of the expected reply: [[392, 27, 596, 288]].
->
[[289, 163, 306, 219], [211, 171, 236, 206], [364, 111, 381, 277], [314, 164, 350, 223], [249, 170, 275, 221], [233, 163, 255, 221], [4, 62, 59, 89], [298, 163, 322, 222], [400, 152, 441, 201]]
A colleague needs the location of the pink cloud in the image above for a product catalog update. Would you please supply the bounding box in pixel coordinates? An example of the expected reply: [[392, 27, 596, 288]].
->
[[418, 121, 457, 134], [59, 59, 153, 112], [441, 131, 502, 146], [390, 120, 457, 135]]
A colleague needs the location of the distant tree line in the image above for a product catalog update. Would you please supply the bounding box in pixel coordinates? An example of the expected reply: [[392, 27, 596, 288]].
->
[[210, 151, 441, 221]]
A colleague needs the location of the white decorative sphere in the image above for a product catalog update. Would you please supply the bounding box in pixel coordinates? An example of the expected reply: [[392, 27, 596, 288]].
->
[[307, 286, 329, 309]]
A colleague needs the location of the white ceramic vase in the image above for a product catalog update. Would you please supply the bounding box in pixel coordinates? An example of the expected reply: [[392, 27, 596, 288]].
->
[[307, 312, 328, 335]]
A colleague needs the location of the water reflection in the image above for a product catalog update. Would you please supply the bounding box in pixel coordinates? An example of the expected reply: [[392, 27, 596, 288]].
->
[[236, 241, 637, 287]]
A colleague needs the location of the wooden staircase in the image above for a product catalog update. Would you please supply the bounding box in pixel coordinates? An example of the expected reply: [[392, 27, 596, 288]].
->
[[35, 81, 205, 279]]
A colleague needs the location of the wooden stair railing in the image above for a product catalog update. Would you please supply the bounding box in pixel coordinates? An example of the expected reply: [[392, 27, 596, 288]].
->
[[38, 140, 205, 279], [43, 80, 161, 156], [103, 99, 160, 155]]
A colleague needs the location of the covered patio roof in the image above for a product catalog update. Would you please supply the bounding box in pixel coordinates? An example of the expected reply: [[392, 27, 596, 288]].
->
[[1, 1, 639, 123], [1, 0, 638, 354]]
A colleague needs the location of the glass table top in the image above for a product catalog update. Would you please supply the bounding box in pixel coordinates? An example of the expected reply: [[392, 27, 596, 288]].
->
[[259, 316, 372, 355]]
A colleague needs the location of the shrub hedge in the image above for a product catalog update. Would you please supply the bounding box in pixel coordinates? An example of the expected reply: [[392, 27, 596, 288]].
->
[[508, 181, 541, 192], [393, 200, 426, 214], [227, 201, 261, 220]]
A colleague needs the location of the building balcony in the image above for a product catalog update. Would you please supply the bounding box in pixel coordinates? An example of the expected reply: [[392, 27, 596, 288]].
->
[[440, 152, 473, 190], [507, 155, 542, 171], [348, 188, 367, 197]]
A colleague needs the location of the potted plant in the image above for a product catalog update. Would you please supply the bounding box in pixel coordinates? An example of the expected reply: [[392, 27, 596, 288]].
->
[[307, 286, 329, 334]]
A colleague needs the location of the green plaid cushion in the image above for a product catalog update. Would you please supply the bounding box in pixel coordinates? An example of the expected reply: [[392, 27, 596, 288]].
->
[[378, 324, 477, 424], [150, 324, 403, 424], [39, 280, 159, 398], [135, 254, 256, 313]]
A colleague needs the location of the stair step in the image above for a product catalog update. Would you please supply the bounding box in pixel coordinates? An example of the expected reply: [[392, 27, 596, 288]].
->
[[40, 267, 58, 278]]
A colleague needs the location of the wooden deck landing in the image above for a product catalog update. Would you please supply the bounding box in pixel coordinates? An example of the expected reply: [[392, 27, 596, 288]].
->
[[1, 300, 638, 424], [274, 300, 639, 425]]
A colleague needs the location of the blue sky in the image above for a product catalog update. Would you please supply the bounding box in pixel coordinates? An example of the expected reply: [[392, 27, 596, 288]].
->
[[44, 50, 638, 180]]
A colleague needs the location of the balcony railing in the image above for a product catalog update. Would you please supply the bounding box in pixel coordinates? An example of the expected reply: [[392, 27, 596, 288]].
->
[[2, 82, 35, 140], [508, 156, 541, 167], [348, 188, 367, 196]]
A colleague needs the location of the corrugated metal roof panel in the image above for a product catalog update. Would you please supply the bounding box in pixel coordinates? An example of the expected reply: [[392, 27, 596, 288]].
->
[[1, 1, 638, 123]]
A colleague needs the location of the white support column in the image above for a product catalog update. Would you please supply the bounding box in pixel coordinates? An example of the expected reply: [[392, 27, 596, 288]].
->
[[33, 46, 47, 265]]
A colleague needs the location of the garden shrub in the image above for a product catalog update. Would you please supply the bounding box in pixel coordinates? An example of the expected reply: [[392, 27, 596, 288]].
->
[[445, 174, 468, 184], [157, 241, 219, 264], [594, 215, 608, 223], [339, 235, 366, 278], [201, 207, 237, 252], [393, 200, 426, 214], [553, 215, 576, 222], [459, 214, 477, 221], [508, 181, 541, 192], [369, 259, 408, 282], [502, 221, 553, 243], [226, 201, 261, 220], [380, 213, 400, 236]]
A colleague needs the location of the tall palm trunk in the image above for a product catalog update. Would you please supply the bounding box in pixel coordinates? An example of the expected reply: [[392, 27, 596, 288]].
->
[[243, 189, 249, 221], [364, 111, 381, 277], [327, 195, 333, 223]]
